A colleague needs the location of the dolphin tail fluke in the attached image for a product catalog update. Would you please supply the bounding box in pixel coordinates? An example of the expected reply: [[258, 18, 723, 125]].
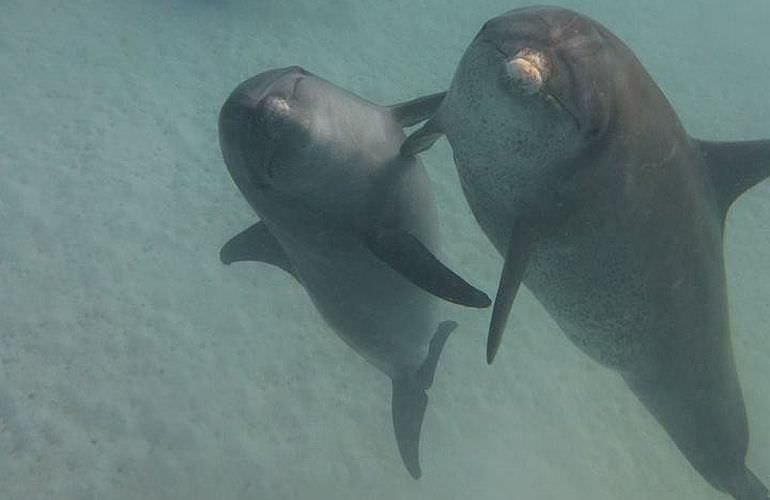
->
[[389, 92, 446, 128], [391, 377, 428, 479], [415, 320, 457, 388], [729, 468, 769, 500], [220, 221, 295, 276], [696, 139, 770, 215], [391, 320, 457, 479]]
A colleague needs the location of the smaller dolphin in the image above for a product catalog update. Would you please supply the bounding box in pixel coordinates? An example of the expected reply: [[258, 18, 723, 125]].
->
[[218, 66, 489, 478]]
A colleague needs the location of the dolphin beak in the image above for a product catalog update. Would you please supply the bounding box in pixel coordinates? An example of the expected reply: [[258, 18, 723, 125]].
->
[[504, 48, 550, 95]]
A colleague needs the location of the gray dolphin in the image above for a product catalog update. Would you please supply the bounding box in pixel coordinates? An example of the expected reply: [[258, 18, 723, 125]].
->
[[218, 66, 489, 478], [403, 6, 769, 498]]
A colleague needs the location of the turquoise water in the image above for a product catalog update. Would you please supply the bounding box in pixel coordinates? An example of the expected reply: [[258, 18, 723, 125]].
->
[[1, 1, 768, 499]]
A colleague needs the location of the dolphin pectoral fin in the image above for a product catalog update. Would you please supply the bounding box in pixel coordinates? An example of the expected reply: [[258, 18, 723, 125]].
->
[[391, 320, 457, 479], [389, 92, 447, 128], [220, 221, 295, 276], [730, 468, 768, 500], [400, 117, 444, 156], [365, 227, 491, 308], [487, 221, 537, 364], [696, 139, 770, 213]]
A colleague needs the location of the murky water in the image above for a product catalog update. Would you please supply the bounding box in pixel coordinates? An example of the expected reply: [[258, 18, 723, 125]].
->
[[1, 1, 768, 498]]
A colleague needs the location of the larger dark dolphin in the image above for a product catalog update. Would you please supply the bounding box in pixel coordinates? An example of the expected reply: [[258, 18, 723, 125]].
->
[[402, 6, 769, 499], [218, 66, 489, 478]]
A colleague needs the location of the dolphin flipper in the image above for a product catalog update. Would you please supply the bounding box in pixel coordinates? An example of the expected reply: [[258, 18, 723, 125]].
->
[[730, 468, 768, 500], [697, 139, 770, 214], [220, 221, 295, 276], [487, 220, 538, 364], [389, 92, 446, 128], [400, 117, 445, 156], [365, 226, 491, 308], [392, 320, 457, 479]]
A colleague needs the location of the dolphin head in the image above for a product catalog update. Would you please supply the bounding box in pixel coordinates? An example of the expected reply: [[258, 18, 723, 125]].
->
[[472, 6, 614, 143], [437, 7, 620, 209], [219, 66, 391, 221], [429, 6, 625, 218], [218, 66, 328, 205]]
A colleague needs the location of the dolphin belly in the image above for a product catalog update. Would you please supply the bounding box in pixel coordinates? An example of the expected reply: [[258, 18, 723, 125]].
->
[[282, 229, 436, 377]]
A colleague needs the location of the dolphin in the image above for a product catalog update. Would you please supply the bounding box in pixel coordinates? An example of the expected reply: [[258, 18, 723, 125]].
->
[[218, 66, 489, 478], [402, 6, 769, 498]]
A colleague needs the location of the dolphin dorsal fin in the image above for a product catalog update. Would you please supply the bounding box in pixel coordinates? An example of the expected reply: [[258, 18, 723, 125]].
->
[[388, 91, 446, 128], [697, 139, 770, 214]]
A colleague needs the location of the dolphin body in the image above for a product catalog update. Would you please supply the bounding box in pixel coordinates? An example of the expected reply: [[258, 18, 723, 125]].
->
[[403, 6, 769, 498], [218, 66, 489, 478]]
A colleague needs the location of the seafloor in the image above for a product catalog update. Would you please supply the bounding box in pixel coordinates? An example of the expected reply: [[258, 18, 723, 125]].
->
[[0, 0, 768, 499]]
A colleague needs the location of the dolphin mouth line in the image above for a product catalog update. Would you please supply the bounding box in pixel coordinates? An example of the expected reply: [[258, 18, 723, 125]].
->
[[545, 93, 581, 131]]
